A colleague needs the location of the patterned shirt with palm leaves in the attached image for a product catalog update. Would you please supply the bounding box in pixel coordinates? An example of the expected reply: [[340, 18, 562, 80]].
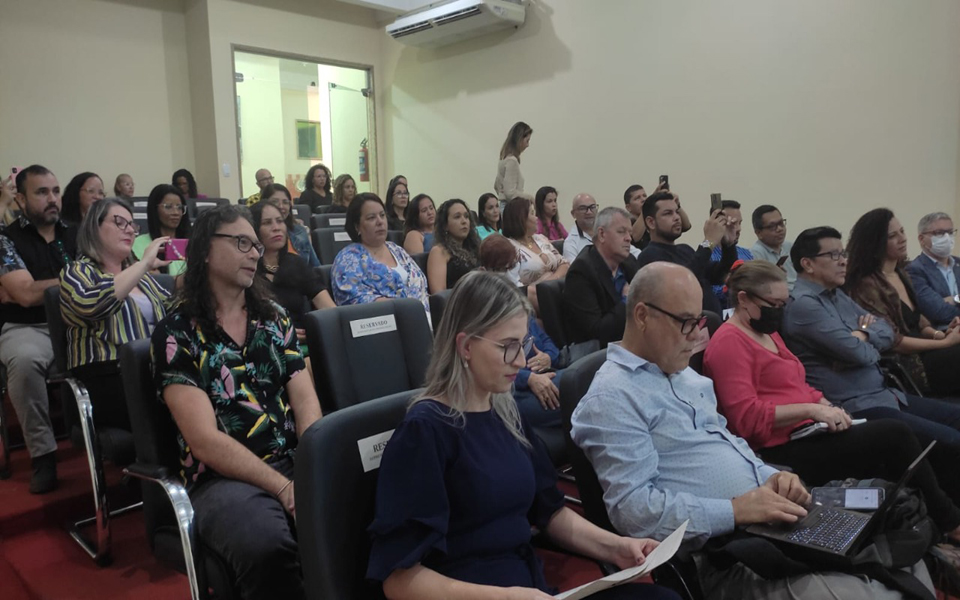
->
[[151, 306, 305, 490]]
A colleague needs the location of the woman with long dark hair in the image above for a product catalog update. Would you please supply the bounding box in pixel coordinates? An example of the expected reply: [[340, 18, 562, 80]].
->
[[321, 174, 356, 214], [134, 184, 190, 275], [845, 208, 960, 396], [261, 183, 319, 267], [366, 271, 678, 600], [299, 163, 332, 213], [402, 193, 436, 255], [476, 192, 500, 240], [172, 168, 203, 199], [501, 196, 568, 287], [426, 199, 480, 293], [495, 121, 532, 202], [62, 172, 105, 226], [385, 178, 410, 231], [534, 186, 567, 241]]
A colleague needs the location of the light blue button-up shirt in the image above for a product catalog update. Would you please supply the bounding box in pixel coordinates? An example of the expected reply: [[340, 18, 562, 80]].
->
[[570, 344, 778, 550]]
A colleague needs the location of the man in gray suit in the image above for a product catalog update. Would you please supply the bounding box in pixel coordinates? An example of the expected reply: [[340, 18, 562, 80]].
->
[[905, 212, 960, 329]]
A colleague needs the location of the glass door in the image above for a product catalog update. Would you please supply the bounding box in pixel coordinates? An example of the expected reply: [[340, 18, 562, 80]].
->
[[329, 82, 376, 195]]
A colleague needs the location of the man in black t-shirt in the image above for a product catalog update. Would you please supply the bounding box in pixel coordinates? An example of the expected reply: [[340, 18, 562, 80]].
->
[[0, 165, 77, 493]]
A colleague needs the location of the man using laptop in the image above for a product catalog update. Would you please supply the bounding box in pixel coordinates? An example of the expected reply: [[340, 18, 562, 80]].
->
[[571, 262, 933, 598]]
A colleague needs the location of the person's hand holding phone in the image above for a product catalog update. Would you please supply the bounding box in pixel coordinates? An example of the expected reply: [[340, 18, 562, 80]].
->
[[139, 236, 174, 272], [703, 210, 726, 248]]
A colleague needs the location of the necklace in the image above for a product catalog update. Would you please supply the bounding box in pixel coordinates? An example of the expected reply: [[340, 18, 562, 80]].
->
[[263, 263, 279, 273]]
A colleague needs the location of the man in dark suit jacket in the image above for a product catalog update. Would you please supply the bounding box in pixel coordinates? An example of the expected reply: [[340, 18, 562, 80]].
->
[[905, 212, 960, 329], [563, 207, 639, 345]]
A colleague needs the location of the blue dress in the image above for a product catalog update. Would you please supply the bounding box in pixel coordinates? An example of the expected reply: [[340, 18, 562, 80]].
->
[[366, 400, 680, 600]]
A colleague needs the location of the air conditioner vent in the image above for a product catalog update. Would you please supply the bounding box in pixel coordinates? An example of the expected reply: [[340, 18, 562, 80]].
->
[[386, 0, 525, 48], [434, 7, 482, 26]]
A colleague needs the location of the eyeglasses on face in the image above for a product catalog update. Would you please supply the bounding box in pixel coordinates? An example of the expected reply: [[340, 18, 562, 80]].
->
[[813, 250, 848, 262], [759, 219, 787, 231], [575, 204, 599, 214], [82, 187, 105, 197], [747, 291, 786, 309], [645, 303, 707, 335], [211, 233, 264, 255], [474, 334, 535, 364], [161, 203, 186, 213], [923, 228, 957, 237], [394, 191, 410, 197], [111, 214, 140, 234], [256, 176, 275, 185]]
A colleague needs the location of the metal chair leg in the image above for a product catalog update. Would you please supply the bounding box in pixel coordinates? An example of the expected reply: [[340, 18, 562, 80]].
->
[[0, 364, 11, 479]]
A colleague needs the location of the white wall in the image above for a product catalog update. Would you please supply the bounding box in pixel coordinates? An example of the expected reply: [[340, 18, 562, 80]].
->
[[0, 0, 195, 197], [380, 0, 960, 254]]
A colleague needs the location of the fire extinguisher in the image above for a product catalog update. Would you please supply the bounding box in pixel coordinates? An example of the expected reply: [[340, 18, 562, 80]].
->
[[358, 138, 369, 182]]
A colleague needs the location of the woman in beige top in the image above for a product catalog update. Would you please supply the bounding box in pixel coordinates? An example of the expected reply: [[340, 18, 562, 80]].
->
[[494, 122, 532, 202], [501, 197, 568, 287]]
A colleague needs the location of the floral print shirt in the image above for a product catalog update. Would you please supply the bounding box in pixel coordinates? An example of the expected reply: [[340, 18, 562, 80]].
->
[[331, 241, 431, 317], [151, 306, 305, 490]]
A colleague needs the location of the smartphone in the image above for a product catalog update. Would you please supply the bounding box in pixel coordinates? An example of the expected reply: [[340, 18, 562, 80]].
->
[[163, 238, 189, 261], [776, 255, 789, 268], [710, 193, 723, 214], [659, 174, 669, 191], [811, 487, 884, 511]]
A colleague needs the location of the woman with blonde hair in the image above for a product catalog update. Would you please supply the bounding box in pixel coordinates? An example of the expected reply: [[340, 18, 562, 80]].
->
[[367, 271, 678, 600], [321, 173, 357, 214], [494, 121, 532, 203]]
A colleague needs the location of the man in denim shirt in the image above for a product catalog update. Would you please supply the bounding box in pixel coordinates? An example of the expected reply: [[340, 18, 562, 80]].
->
[[572, 262, 933, 599]]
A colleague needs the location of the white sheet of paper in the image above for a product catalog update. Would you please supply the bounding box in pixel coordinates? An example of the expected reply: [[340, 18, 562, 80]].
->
[[554, 520, 688, 600]]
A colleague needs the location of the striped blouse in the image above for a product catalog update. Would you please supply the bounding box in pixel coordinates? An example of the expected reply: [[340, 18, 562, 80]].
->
[[60, 256, 173, 370]]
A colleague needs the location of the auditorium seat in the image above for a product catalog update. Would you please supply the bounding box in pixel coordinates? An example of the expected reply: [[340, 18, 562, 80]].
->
[[311, 227, 353, 265], [536, 279, 570, 348], [311, 213, 347, 230], [186, 197, 229, 222]]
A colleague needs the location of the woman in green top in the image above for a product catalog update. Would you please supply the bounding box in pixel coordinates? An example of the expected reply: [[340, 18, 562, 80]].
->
[[133, 184, 191, 275], [476, 192, 501, 240]]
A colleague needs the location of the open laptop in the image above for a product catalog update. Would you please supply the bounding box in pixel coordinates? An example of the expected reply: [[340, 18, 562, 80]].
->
[[746, 440, 936, 557]]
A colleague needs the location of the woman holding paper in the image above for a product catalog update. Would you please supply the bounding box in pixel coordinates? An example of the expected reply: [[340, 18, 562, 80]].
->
[[366, 272, 679, 600], [704, 261, 960, 539]]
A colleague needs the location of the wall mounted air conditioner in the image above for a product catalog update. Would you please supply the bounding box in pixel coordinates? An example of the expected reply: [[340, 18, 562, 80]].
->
[[386, 0, 525, 48]]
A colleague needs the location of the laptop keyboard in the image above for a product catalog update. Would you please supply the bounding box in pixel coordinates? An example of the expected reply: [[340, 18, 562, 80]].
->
[[786, 509, 869, 552]]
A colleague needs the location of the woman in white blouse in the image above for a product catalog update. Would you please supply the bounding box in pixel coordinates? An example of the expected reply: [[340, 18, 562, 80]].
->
[[494, 122, 532, 202], [500, 196, 568, 288]]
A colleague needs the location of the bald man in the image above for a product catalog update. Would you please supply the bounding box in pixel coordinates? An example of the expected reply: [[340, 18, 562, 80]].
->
[[563, 193, 640, 263], [245, 168, 275, 206], [571, 262, 933, 599]]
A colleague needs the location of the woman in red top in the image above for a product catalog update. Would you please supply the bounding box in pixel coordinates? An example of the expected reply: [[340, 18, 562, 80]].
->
[[704, 261, 960, 541]]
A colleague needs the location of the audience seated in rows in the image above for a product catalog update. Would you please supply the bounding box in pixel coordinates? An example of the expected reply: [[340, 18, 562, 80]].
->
[[494, 121, 531, 202], [299, 163, 332, 213], [0, 165, 78, 493], [367, 271, 679, 600], [426, 198, 480, 294], [479, 234, 563, 428], [403, 193, 436, 254], [262, 183, 320, 268], [331, 193, 430, 319], [249, 200, 334, 343], [636, 191, 736, 314], [624, 183, 690, 251], [750, 204, 797, 290], [708, 200, 753, 309], [134, 184, 190, 276], [782, 226, 960, 492], [572, 262, 935, 599], [906, 212, 960, 330], [172, 168, 203, 199], [113, 173, 135, 201], [321, 173, 355, 215], [384, 178, 409, 231], [563, 206, 639, 346], [61, 171, 105, 227], [475, 192, 500, 240], [703, 261, 960, 541], [534, 185, 568, 241], [60, 197, 173, 440], [151, 205, 322, 600], [563, 193, 641, 263], [846, 208, 960, 397], [501, 196, 568, 287], [244, 168, 274, 206]]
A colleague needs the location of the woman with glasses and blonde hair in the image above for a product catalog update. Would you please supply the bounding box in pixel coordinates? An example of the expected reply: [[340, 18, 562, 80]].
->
[[495, 121, 532, 203], [60, 197, 173, 436], [367, 271, 679, 600], [703, 260, 960, 543], [134, 184, 191, 275]]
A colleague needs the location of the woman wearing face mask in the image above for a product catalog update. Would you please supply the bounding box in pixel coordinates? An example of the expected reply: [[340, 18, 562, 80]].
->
[[703, 261, 960, 542], [845, 208, 960, 397]]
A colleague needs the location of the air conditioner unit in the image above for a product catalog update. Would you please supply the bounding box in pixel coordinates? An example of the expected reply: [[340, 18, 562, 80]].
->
[[386, 0, 525, 48]]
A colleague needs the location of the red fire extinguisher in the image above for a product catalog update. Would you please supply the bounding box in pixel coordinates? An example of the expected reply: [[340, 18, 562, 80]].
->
[[358, 138, 369, 182]]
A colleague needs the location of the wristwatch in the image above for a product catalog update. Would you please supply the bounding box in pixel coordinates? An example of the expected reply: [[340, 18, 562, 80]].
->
[[699, 240, 714, 250], [953, 294, 959, 304]]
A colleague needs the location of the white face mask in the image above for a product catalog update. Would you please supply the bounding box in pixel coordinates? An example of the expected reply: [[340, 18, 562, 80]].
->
[[930, 233, 955, 258]]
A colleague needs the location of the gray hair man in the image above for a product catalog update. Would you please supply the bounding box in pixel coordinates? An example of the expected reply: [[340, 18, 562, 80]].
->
[[905, 212, 960, 329]]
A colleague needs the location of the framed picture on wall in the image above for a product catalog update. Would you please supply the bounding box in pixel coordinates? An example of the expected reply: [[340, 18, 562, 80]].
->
[[296, 120, 323, 160]]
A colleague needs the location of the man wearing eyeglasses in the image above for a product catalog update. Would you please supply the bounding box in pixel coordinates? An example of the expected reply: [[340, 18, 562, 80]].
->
[[562, 193, 640, 263], [245, 168, 276, 206], [750, 205, 797, 291], [905, 212, 960, 330], [152, 205, 321, 599], [570, 262, 925, 598], [0, 165, 78, 493], [783, 226, 960, 487]]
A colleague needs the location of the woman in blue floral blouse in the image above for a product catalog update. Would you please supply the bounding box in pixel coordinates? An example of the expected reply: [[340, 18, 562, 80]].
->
[[332, 193, 430, 319]]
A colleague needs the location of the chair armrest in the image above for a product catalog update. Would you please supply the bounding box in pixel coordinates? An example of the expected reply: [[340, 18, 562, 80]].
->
[[124, 462, 171, 482]]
